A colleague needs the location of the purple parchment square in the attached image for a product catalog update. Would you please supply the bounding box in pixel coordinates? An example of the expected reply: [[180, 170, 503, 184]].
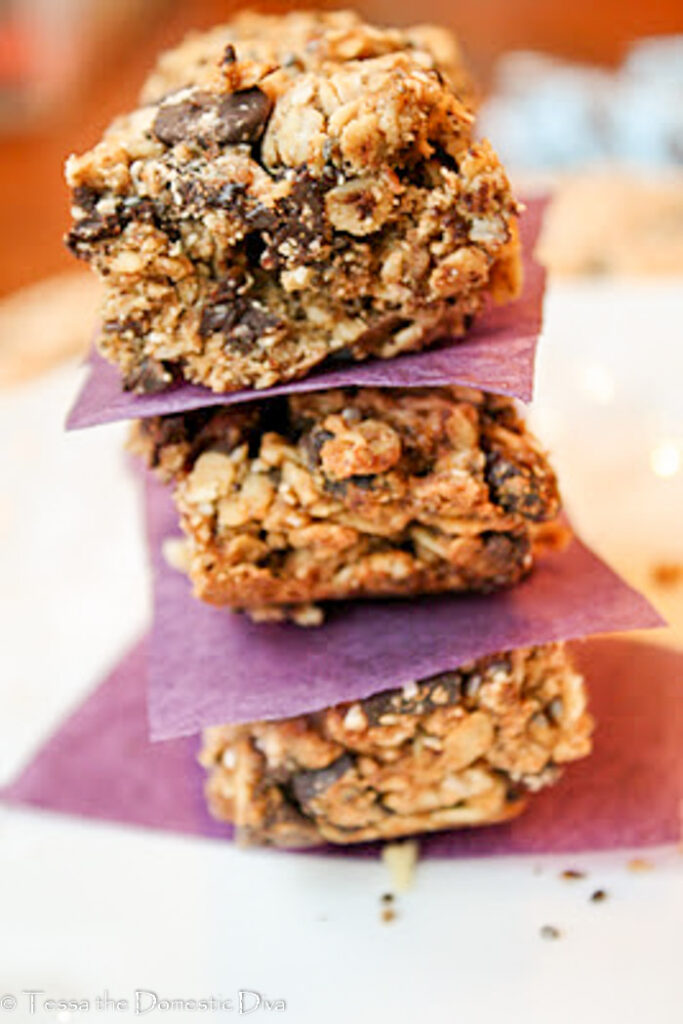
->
[[66, 200, 546, 429], [145, 476, 663, 740], [4, 635, 682, 857]]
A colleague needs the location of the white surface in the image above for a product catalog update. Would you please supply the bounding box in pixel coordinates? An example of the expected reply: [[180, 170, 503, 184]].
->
[[1, 280, 682, 1023]]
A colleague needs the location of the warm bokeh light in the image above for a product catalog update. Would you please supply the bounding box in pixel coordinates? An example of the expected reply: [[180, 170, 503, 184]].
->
[[650, 439, 681, 479]]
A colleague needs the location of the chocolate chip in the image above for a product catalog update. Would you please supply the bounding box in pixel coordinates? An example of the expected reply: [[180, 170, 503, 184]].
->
[[153, 94, 208, 146], [245, 204, 278, 232], [199, 296, 238, 336], [301, 428, 335, 469], [354, 315, 410, 354], [485, 452, 552, 521], [221, 44, 237, 66], [505, 784, 524, 803], [322, 478, 349, 499], [72, 185, 100, 213], [215, 88, 272, 144], [198, 271, 246, 335], [153, 87, 272, 148], [123, 357, 179, 394], [199, 278, 281, 353], [102, 316, 147, 338], [480, 530, 530, 577], [427, 671, 463, 703], [66, 211, 123, 254], [67, 192, 179, 258], [210, 182, 248, 212], [229, 303, 280, 353], [360, 671, 463, 726], [291, 754, 355, 808], [317, 347, 355, 371], [433, 144, 460, 175], [257, 170, 334, 270], [547, 697, 564, 724], [348, 474, 376, 490], [461, 673, 482, 700]]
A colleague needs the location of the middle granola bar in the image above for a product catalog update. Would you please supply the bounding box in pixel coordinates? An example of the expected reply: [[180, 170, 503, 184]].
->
[[132, 386, 560, 618]]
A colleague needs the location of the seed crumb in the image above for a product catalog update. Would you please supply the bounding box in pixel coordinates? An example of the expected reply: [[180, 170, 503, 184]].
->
[[382, 839, 419, 892], [381, 907, 397, 924], [381, 892, 394, 904], [162, 536, 190, 573], [590, 889, 608, 903], [627, 858, 653, 873], [560, 869, 586, 880], [540, 924, 562, 941]]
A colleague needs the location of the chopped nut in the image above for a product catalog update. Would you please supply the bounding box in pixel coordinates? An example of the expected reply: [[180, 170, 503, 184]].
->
[[343, 704, 368, 733], [324, 175, 396, 236], [185, 451, 237, 503], [162, 536, 191, 573], [320, 418, 402, 479], [440, 711, 494, 770], [382, 840, 419, 892], [290, 604, 324, 627]]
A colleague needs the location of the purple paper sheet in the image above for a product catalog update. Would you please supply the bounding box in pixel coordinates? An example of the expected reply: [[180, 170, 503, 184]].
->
[[3, 635, 682, 857], [65, 201, 546, 429], [146, 476, 663, 740]]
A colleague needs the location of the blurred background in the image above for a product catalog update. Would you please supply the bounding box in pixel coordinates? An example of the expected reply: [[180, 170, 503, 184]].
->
[[0, 0, 682, 659], [0, 0, 681, 302]]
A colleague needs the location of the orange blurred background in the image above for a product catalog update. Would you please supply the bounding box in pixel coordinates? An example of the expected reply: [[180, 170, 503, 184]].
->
[[1, 0, 682, 299]]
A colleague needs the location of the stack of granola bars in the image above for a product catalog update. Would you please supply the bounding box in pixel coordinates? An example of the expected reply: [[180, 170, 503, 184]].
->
[[65, 11, 599, 848]]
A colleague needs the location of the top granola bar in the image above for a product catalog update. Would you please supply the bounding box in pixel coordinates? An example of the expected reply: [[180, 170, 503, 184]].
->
[[65, 10, 521, 394]]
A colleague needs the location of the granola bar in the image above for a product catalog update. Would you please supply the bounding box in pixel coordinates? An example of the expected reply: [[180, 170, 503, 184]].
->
[[200, 643, 593, 846], [132, 385, 560, 617], [65, 10, 520, 395]]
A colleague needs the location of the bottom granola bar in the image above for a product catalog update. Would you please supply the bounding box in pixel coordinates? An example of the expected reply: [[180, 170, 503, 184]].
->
[[200, 643, 592, 846]]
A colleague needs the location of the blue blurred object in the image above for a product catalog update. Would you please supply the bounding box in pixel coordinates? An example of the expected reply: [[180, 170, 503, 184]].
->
[[480, 37, 683, 168]]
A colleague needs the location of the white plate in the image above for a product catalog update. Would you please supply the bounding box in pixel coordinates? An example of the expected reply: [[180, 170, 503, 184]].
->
[[1, 279, 682, 1024]]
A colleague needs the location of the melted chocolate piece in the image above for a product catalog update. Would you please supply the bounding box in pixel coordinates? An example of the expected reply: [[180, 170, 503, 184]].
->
[[199, 277, 282, 353], [153, 88, 272, 147], [249, 169, 336, 270], [354, 314, 410, 353], [290, 753, 355, 808], [123, 357, 179, 394], [66, 212, 123, 255], [485, 452, 555, 522]]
